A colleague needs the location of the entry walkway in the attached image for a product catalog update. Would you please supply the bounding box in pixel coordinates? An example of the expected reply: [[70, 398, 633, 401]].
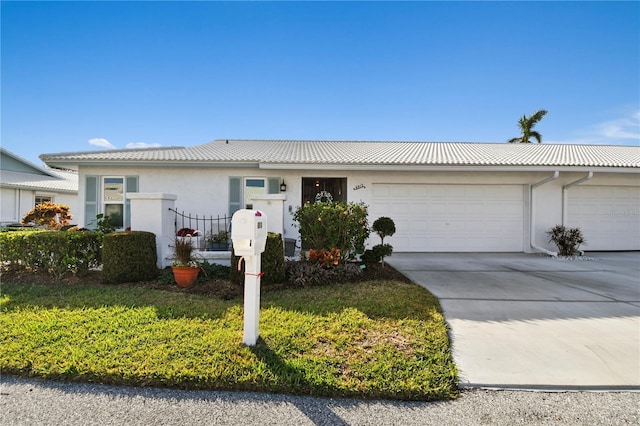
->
[[386, 252, 640, 390]]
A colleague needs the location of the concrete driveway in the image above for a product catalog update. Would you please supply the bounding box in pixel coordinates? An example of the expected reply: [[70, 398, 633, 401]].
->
[[386, 252, 640, 390]]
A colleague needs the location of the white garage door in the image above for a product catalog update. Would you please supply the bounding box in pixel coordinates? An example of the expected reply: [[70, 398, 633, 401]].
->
[[567, 186, 640, 251], [371, 184, 524, 252]]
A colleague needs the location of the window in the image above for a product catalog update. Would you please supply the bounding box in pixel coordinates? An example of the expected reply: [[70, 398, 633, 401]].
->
[[229, 177, 281, 216], [302, 178, 347, 204], [244, 178, 265, 210], [103, 177, 125, 228], [35, 195, 53, 207], [85, 175, 138, 229]]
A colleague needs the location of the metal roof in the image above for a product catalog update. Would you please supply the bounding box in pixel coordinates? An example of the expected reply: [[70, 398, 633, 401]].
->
[[40, 140, 640, 170], [0, 169, 78, 193]]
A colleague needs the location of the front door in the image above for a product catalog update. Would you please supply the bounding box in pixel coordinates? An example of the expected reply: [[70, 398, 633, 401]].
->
[[302, 178, 347, 204]]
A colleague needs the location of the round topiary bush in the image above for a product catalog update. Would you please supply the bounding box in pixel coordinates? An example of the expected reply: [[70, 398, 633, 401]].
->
[[372, 217, 396, 244], [371, 217, 396, 266]]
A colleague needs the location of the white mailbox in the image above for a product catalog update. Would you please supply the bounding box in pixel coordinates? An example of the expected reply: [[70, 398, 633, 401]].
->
[[231, 209, 268, 347], [231, 209, 267, 256]]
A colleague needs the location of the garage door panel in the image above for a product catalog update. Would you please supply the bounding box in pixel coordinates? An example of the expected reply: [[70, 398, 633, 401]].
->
[[372, 184, 524, 252], [412, 221, 428, 232], [567, 185, 640, 251], [429, 187, 447, 198], [428, 204, 447, 215], [502, 220, 523, 233], [484, 220, 507, 233]]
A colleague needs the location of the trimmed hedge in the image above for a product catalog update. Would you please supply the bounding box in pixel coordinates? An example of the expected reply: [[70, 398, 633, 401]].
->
[[102, 231, 158, 284], [0, 230, 101, 279], [230, 232, 286, 286]]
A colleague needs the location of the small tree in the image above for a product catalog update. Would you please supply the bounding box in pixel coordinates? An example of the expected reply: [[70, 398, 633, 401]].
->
[[371, 216, 396, 267], [508, 109, 548, 144], [547, 225, 586, 256], [21, 202, 72, 230]]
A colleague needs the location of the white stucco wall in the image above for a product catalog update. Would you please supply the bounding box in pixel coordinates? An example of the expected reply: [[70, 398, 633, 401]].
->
[[0, 187, 78, 226], [1, 187, 19, 224], [77, 165, 640, 253]]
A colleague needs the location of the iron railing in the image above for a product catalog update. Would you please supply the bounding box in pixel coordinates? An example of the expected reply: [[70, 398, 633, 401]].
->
[[169, 208, 231, 251]]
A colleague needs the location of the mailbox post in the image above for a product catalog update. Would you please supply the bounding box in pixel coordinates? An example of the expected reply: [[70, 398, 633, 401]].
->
[[231, 209, 267, 346]]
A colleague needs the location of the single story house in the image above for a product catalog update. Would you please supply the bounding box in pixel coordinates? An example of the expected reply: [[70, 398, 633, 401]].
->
[[40, 139, 640, 254], [1, 147, 78, 227]]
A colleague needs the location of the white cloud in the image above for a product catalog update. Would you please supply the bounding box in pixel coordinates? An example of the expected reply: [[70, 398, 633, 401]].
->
[[88, 138, 116, 149], [594, 111, 640, 140], [547, 110, 640, 146], [126, 142, 163, 149]]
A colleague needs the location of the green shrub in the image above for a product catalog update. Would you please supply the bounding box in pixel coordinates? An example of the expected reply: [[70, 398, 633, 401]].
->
[[293, 201, 370, 260], [285, 261, 362, 287], [198, 260, 230, 280], [95, 213, 116, 234], [159, 260, 231, 287], [362, 244, 393, 266], [371, 217, 396, 266], [0, 226, 40, 233], [372, 216, 396, 243], [547, 225, 586, 256], [102, 232, 158, 284], [230, 232, 286, 286], [0, 230, 101, 279], [262, 232, 285, 285]]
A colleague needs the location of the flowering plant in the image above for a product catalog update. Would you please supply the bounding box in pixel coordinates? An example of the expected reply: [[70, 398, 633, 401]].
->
[[176, 227, 201, 237], [308, 248, 341, 267], [293, 201, 369, 260], [21, 201, 72, 230]]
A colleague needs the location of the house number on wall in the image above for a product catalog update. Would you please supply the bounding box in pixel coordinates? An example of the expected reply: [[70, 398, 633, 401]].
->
[[353, 184, 366, 191]]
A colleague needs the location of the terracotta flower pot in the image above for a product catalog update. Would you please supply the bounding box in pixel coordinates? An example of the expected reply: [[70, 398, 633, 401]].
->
[[172, 266, 200, 288]]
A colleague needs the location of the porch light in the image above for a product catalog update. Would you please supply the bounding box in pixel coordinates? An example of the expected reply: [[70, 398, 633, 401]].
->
[[280, 180, 287, 192]]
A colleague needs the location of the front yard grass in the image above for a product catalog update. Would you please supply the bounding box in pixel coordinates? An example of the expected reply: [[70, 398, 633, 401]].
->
[[0, 280, 458, 400]]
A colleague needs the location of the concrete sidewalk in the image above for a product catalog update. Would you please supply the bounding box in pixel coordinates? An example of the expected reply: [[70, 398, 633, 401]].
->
[[386, 252, 640, 390]]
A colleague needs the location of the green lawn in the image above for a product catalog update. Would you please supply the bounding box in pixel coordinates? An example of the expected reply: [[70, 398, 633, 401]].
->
[[0, 280, 458, 400]]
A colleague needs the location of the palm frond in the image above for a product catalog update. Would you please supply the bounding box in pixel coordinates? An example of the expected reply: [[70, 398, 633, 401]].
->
[[529, 109, 548, 127], [530, 131, 543, 143]]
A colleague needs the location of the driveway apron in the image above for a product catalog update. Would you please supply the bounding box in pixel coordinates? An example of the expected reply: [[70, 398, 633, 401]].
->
[[386, 252, 640, 390]]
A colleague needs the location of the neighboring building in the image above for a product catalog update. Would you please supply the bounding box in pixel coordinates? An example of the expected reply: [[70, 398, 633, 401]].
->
[[1, 148, 78, 227], [40, 140, 640, 253]]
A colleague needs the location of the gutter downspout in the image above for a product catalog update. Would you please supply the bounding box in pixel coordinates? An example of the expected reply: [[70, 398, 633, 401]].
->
[[562, 172, 593, 225], [530, 171, 559, 256]]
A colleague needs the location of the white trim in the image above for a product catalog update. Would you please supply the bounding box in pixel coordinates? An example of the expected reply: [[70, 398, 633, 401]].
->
[[530, 171, 560, 256], [127, 193, 177, 201], [259, 163, 640, 173]]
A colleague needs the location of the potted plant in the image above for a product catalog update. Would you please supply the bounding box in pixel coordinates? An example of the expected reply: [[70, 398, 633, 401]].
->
[[171, 237, 200, 288], [176, 227, 203, 250], [207, 229, 230, 251]]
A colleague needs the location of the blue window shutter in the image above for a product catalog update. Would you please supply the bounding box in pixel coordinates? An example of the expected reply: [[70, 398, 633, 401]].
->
[[229, 177, 241, 216], [124, 176, 138, 229], [267, 177, 280, 194], [125, 176, 139, 193], [84, 175, 99, 229]]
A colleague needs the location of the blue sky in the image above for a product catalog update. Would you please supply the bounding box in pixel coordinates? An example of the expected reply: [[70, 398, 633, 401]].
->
[[2, 1, 639, 166]]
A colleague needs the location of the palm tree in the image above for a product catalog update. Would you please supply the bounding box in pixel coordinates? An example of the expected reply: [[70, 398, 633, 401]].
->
[[508, 109, 548, 143]]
